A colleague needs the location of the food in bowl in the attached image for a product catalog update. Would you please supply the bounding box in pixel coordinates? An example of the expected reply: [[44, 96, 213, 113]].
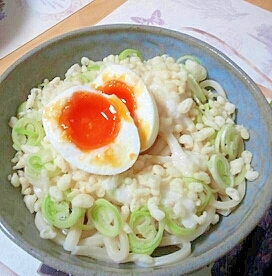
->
[[7, 49, 259, 267]]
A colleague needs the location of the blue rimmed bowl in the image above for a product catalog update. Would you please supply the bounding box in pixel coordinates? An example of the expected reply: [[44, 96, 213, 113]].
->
[[0, 24, 271, 276]]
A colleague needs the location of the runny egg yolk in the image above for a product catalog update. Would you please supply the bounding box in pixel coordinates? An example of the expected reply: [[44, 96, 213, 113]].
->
[[58, 91, 121, 151], [98, 80, 137, 118]]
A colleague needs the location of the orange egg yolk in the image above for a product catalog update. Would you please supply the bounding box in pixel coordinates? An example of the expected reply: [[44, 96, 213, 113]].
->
[[99, 80, 136, 118], [59, 91, 121, 151]]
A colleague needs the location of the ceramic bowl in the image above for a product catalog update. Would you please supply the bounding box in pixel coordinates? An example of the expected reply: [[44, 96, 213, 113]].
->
[[0, 25, 271, 276]]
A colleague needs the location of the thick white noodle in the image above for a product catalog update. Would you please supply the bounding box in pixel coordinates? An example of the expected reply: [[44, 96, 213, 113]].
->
[[153, 242, 191, 266], [132, 242, 191, 267], [160, 206, 216, 245], [147, 135, 169, 155], [63, 224, 83, 251], [72, 245, 112, 262], [163, 133, 188, 174], [143, 155, 172, 165], [103, 232, 130, 262], [34, 211, 65, 245], [34, 211, 57, 239], [72, 242, 191, 266], [211, 181, 246, 210], [164, 133, 206, 176], [78, 232, 104, 247]]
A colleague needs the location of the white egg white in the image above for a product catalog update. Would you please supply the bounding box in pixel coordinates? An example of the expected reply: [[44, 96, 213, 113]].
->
[[42, 85, 140, 175], [91, 64, 159, 152]]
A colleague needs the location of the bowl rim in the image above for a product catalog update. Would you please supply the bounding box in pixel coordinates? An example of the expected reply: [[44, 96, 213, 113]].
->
[[1, 24, 272, 275]]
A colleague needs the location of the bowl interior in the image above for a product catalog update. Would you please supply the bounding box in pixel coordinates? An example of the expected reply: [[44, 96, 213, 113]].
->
[[0, 25, 271, 276]]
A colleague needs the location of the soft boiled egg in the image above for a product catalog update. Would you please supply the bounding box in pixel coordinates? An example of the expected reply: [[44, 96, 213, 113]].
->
[[91, 64, 159, 152], [42, 85, 140, 175]]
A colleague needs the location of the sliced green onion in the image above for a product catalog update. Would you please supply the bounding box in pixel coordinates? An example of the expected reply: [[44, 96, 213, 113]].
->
[[234, 165, 247, 186], [16, 101, 27, 118], [27, 154, 43, 173], [209, 153, 234, 193], [65, 73, 90, 84], [128, 208, 165, 255], [86, 64, 100, 71], [12, 117, 44, 150], [91, 199, 122, 237], [215, 124, 244, 160], [81, 64, 101, 83], [165, 215, 196, 236], [182, 177, 213, 214], [119, 49, 143, 61], [76, 208, 95, 231], [81, 71, 99, 82], [269, 100, 272, 108], [42, 195, 84, 229], [199, 80, 226, 98], [25, 150, 57, 178], [204, 103, 210, 112], [176, 55, 200, 64], [187, 74, 207, 104], [65, 69, 99, 84]]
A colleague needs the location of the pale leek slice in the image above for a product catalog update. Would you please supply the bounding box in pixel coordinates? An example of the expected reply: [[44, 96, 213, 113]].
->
[[209, 153, 234, 193], [215, 124, 244, 160], [128, 208, 165, 255], [119, 49, 143, 61], [183, 177, 213, 214], [42, 195, 84, 229], [187, 74, 207, 104], [12, 117, 44, 150], [91, 199, 122, 237]]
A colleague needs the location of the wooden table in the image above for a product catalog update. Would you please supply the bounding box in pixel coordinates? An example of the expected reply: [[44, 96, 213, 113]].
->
[[245, 0, 272, 11], [0, 0, 271, 97]]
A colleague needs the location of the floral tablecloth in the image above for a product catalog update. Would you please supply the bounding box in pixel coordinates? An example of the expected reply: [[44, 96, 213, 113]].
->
[[98, 0, 272, 95]]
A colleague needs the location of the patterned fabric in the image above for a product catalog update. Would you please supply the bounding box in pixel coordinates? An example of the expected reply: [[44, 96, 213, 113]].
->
[[212, 206, 272, 276], [0, 0, 7, 20], [38, 264, 70, 276]]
